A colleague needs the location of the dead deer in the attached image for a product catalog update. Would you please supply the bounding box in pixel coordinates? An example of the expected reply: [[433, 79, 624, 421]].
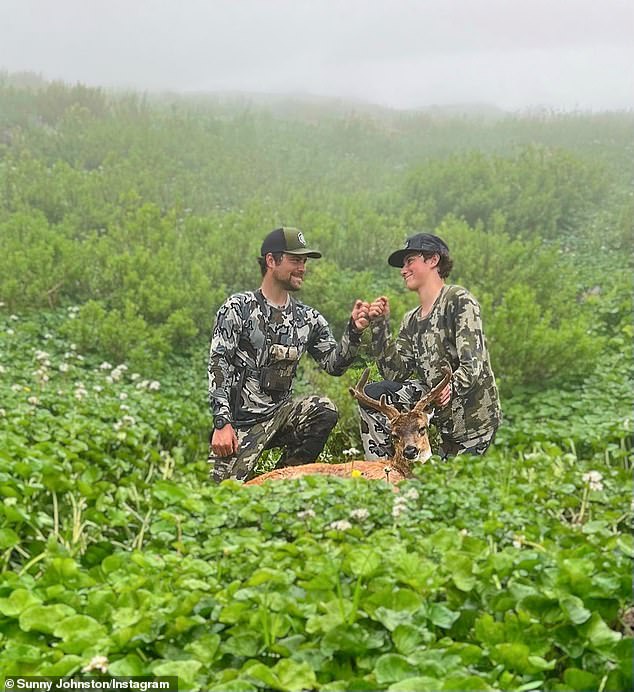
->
[[245, 367, 452, 486]]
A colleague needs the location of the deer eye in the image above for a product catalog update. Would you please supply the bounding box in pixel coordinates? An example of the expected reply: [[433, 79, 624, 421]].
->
[[418, 427, 427, 435]]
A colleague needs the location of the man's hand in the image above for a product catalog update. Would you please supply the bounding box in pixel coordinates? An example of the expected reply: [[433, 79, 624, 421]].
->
[[211, 425, 239, 457], [435, 382, 451, 408], [368, 296, 390, 320], [351, 299, 371, 331]]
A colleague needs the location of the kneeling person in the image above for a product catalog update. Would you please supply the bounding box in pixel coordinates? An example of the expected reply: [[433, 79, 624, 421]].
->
[[208, 227, 370, 483], [361, 232, 501, 460]]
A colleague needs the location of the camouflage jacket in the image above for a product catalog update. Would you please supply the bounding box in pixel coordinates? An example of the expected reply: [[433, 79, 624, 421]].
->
[[370, 284, 501, 441], [208, 290, 362, 424]]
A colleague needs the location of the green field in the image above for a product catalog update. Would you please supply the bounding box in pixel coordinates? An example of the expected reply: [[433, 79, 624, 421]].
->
[[0, 74, 632, 690]]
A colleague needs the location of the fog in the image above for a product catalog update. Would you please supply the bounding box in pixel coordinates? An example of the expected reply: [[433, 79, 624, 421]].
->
[[1, 0, 633, 111]]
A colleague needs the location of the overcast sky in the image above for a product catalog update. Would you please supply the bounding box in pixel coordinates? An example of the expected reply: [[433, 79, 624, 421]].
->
[[1, 0, 633, 111]]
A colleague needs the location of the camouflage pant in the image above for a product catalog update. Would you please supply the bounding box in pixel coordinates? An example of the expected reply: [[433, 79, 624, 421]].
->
[[209, 395, 338, 483], [358, 379, 497, 460]]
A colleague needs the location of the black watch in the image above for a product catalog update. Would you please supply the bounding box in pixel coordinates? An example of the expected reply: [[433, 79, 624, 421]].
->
[[214, 416, 230, 430]]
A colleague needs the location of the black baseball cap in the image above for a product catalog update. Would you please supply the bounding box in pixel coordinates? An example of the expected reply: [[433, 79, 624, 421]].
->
[[387, 233, 450, 268], [260, 227, 322, 259]]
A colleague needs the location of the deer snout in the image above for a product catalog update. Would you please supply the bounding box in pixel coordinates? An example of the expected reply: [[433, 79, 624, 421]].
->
[[403, 444, 419, 460]]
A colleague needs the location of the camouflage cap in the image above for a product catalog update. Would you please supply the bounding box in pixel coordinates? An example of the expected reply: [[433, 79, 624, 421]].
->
[[388, 233, 450, 267], [260, 227, 322, 259]]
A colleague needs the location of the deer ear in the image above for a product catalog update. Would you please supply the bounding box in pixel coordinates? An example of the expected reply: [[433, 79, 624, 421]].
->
[[426, 409, 434, 420]]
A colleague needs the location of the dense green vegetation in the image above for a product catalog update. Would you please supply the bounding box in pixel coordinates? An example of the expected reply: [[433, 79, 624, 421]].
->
[[0, 74, 632, 690]]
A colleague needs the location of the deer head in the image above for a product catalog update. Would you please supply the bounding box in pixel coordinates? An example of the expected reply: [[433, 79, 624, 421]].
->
[[349, 366, 452, 468]]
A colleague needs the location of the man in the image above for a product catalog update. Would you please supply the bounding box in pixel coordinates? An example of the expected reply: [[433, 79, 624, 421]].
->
[[208, 226, 370, 483], [361, 232, 501, 460]]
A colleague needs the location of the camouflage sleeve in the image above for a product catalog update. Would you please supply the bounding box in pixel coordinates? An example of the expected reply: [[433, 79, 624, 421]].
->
[[370, 314, 418, 381], [207, 296, 244, 418], [452, 292, 486, 396], [306, 311, 362, 376]]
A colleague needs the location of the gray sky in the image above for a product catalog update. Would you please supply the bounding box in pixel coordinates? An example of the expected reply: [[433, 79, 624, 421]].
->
[[1, 0, 633, 111]]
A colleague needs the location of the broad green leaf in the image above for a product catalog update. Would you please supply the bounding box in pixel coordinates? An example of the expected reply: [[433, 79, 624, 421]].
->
[[53, 614, 109, 654], [19, 604, 76, 634], [388, 677, 442, 692], [153, 660, 202, 689], [374, 654, 418, 684], [492, 642, 531, 674], [39, 655, 83, 677], [344, 547, 382, 578], [321, 623, 384, 656], [582, 613, 622, 652], [444, 551, 476, 592], [247, 567, 291, 587], [443, 674, 493, 691], [184, 633, 221, 665], [0, 588, 41, 617], [428, 603, 459, 629], [108, 654, 146, 676], [392, 624, 425, 655], [240, 661, 279, 688], [152, 480, 189, 504], [222, 633, 260, 657], [0, 527, 20, 549], [563, 668, 600, 691], [559, 594, 591, 624], [209, 682, 257, 692], [274, 659, 317, 691]]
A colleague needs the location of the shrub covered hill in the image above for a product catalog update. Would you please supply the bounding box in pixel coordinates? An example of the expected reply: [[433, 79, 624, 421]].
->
[[0, 74, 632, 690]]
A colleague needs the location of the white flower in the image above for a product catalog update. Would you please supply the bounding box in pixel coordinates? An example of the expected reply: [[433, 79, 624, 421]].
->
[[106, 376, 113, 384], [349, 508, 369, 521], [59, 363, 69, 372], [343, 447, 361, 457], [43, 333, 52, 340], [82, 655, 109, 674], [93, 385, 103, 392], [11, 384, 22, 392], [328, 520, 352, 531], [298, 509, 316, 520], [130, 373, 141, 381], [99, 362, 113, 371], [27, 396, 39, 405], [512, 534, 525, 549], [0, 364, 5, 374], [70, 343, 77, 350], [582, 470, 604, 492], [0, 408, 6, 417], [115, 364, 128, 371], [9, 314, 19, 321], [6, 329, 14, 335], [148, 380, 161, 391], [74, 387, 88, 400], [122, 415, 135, 425], [35, 350, 49, 361], [136, 379, 150, 390], [119, 404, 130, 411], [111, 369, 123, 382], [119, 392, 128, 400], [404, 488, 419, 500]]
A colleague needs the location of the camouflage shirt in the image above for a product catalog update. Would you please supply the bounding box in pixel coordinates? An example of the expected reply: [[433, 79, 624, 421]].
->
[[370, 284, 501, 441], [208, 290, 362, 424]]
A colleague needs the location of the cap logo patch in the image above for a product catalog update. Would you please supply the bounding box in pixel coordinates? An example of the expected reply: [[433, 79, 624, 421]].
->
[[297, 232, 306, 246]]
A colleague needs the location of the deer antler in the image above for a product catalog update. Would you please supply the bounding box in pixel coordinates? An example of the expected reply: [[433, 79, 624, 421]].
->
[[349, 368, 400, 422], [412, 365, 453, 413]]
